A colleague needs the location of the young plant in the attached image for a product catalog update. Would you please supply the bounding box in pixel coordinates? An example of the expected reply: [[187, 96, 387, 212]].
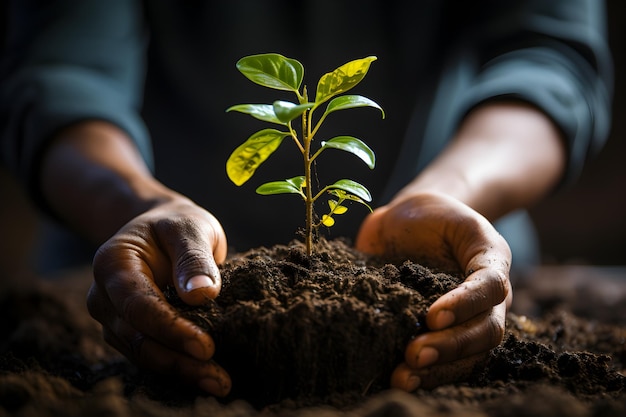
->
[[226, 53, 384, 256]]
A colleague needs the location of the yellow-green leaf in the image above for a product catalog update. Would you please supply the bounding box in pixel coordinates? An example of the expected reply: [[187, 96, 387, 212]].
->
[[321, 214, 335, 227], [226, 129, 289, 186], [315, 56, 377, 104], [328, 199, 348, 214], [329, 188, 374, 213]]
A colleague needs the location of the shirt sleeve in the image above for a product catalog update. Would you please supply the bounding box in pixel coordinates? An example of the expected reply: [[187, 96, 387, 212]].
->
[[0, 0, 153, 205], [456, 0, 613, 184]]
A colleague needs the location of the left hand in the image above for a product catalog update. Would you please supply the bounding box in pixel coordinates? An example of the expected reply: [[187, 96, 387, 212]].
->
[[88, 198, 231, 396], [355, 192, 512, 391]]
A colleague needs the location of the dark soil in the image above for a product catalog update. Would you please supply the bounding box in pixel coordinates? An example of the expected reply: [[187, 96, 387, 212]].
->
[[168, 237, 463, 408], [1, 238, 625, 416]]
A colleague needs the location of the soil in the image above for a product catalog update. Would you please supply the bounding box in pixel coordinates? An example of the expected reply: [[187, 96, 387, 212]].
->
[[1, 238, 625, 416]]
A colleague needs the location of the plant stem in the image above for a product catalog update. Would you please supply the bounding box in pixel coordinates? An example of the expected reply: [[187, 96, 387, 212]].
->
[[304, 150, 313, 256], [298, 87, 316, 256], [303, 110, 313, 256]]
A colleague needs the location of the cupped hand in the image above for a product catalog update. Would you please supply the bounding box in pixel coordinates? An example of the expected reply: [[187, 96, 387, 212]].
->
[[87, 198, 232, 396], [355, 192, 512, 391]]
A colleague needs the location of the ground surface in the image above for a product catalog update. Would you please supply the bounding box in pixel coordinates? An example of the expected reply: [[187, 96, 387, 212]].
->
[[0, 239, 625, 416]]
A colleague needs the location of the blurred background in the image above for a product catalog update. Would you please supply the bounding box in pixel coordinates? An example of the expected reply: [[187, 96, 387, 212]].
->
[[529, 0, 625, 265], [0, 1, 624, 278]]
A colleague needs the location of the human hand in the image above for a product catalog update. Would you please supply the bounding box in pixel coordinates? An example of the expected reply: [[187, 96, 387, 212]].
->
[[86, 198, 232, 396], [355, 192, 512, 391]]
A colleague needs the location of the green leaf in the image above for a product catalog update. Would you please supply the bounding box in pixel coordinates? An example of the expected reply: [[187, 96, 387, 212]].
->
[[285, 175, 306, 191], [226, 129, 289, 186], [324, 95, 385, 119], [236, 53, 304, 92], [328, 179, 372, 202], [273, 101, 315, 123], [320, 136, 376, 169], [256, 178, 304, 196], [315, 56, 377, 104], [226, 104, 283, 124]]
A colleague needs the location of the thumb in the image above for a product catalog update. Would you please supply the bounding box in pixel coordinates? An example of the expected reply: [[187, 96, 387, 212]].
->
[[169, 220, 227, 306], [175, 253, 222, 306]]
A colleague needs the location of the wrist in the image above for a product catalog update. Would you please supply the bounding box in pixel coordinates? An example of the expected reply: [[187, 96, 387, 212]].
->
[[40, 120, 178, 243], [391, 102, 565, 221]]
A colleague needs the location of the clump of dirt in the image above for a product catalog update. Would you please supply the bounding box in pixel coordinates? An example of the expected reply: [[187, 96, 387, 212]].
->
[[167, 237, 464, 407]]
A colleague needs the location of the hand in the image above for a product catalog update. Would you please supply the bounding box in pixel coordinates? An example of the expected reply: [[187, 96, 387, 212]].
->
[[355, 192, 512, 391], [86, 198, 232, 396]]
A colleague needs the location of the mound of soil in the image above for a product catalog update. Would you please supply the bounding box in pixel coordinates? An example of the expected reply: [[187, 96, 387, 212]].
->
[[0, 239, 625, 416], [167, 238, 463, 407]]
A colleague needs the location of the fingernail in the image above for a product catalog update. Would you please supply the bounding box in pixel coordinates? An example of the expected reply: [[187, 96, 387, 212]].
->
[[185, 338, 208, 360], [198, 377, 226, 396], [434, 309, 455, 329], [406, 374, 421, 391], [185, 275, 212, 291], [416, 346, 439, 368]]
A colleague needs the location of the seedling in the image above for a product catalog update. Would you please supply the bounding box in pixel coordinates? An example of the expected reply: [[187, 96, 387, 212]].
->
[[226, 53, 384, 256]]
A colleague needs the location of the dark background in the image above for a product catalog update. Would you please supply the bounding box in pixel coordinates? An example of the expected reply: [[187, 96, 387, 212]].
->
[[529, 0, 626, 265], [1, 1, 625, 277]]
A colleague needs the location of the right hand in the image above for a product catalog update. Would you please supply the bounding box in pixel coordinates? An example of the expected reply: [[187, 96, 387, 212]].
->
[[86, 198, 231, 396], [356, 192, 511, 391]]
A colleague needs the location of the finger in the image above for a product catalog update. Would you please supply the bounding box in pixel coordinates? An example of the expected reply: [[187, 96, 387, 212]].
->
[[427, 267, 511, 330], [390, 361, 421, 392], [110, 301, 215, 366], [429, 217, 511, 330], [101, 325, 230, 396], [91, 291, 230, 397], [405, 301, 506, 368], [91, 256, 215, 362], [154, 215, 226, 305], [391, 352, 488, 391], [89, 285, 151, 363], [93, 297, 230, 397], [138, 339, 231, 396]]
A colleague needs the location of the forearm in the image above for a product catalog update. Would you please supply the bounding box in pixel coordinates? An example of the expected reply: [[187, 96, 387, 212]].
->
[[393, 101, 566, 221], [40, 120, 180, 244]]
